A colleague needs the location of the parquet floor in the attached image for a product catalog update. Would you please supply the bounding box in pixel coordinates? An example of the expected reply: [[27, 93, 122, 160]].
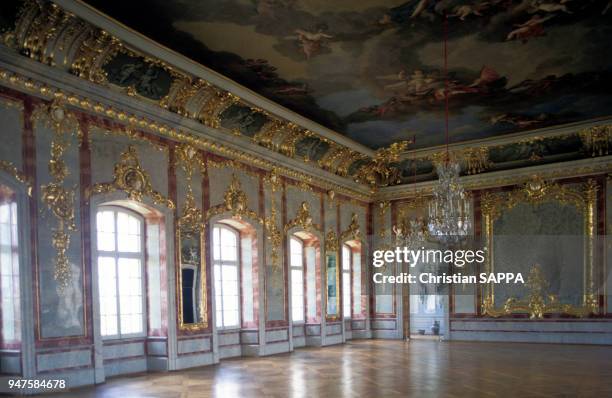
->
[[52, 339, 612, 397]]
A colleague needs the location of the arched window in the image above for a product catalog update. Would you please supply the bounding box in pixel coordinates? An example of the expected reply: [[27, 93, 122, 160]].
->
[[212, 225, 240, 329], [0, 187, 20, 347], [342, 244, 351, 318], [96, 207, 145, 339], [289, 237, 304, 323]]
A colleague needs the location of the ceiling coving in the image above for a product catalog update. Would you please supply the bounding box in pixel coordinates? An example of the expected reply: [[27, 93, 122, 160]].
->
[[84, 0, 612, 150]]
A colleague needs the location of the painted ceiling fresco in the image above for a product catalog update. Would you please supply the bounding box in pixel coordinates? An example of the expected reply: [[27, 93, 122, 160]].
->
[[84, 0, 612, 150]]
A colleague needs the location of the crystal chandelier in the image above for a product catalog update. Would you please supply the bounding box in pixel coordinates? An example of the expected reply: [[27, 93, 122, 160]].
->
[[427, 160, 471, 243], [393, 135, 429, 248], [427, 13, 472, 245], [394, 216, 429, 248]]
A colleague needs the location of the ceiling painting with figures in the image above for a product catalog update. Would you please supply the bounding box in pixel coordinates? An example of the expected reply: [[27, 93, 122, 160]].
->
[[85, 0, 612, 149]]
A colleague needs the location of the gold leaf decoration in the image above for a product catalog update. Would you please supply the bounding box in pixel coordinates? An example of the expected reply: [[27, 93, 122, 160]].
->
[[176, 144, 205, 235], [206, 174, 261, 223], [482, 264, 596, 319], [325, 229, 339, 252], [35, 100, 80, 292], [90, 145, 175, 209], [340, 213, 362, 242], [284, 201, 320, 233]]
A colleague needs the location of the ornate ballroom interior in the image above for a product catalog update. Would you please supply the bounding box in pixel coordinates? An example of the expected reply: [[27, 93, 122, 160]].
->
[[0, 0, 611, 396]]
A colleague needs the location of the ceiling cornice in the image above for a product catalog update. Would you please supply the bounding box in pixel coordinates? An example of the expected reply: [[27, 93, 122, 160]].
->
[[375, 155, 612, 202], [401, 116, 612, 160], [0, 48, 373, 200]]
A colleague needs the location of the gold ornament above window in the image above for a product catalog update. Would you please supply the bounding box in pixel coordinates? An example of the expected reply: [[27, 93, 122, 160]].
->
[[89, 145, 175, 209]]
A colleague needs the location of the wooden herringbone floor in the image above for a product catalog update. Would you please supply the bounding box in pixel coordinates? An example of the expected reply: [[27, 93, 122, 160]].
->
[[52, 340, 612, 397]]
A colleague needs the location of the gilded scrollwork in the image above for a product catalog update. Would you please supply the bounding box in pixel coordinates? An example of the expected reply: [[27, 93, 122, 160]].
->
[[340, 213, 362, 242], [481, 176, 599, 318], [355, 141, 411, 188], [0, 160, 31, 194], [284, 201, 320, 233], [176, 144, 205, 234], [34, 100, 80, 292], [376, 201, 390, 239], [175, 144, 207, 331], [482, 264, 595, 319], [264, 205, 282, 269], [325, 229, 340, 320], [206, 174, 262, 223], [0, 68, 371, 201], [4, 0, 375, 182], [325, 229, 339, 252], [89, 145, 175, 209]]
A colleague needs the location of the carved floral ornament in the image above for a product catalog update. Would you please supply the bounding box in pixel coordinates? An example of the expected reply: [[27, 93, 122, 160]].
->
[[88, 145, 175, 209]]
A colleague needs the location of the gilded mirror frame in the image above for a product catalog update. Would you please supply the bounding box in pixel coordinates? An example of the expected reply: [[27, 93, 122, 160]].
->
[[177, 225, 208, 331], [480, 177, 598, 318], [325, 229, 341, 321]]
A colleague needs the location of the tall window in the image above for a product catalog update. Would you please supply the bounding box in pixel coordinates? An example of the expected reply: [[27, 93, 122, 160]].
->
[[213, 225, 240, 329], [0, 192, 20, 346], [96, 208, 145, 338], [289, 237, 304, 323], [342, 244, 351, 318]]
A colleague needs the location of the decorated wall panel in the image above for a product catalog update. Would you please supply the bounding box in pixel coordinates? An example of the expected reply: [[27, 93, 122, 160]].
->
[[264, 182, 283, 323], [481, 178, 599, 318], [33, 116, 84, 338], [0, 98, 23, 174]]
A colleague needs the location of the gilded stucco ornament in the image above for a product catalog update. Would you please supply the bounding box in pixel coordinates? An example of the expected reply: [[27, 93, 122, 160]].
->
[[481, 176, 599, 318], [325, 229, 339, 252], [3, 0, 373, 183], [34, 100, 80, 292], [285, 201, 320, 233], [89, 145, 175, 209], [264, 205, 282, 269], [579, 125, 610, 157], [340, 213, 362, 242], [376, 201, 390, 239], [482, 264, 596, 319], [206, 174, 261, 223], [176, 144, 205, 234], [0, 67, 370, 201], [0, 160, 31, 194], [355, 141, 411, 188], [263, 167, 282, 268], [175, 144, 207, 331]]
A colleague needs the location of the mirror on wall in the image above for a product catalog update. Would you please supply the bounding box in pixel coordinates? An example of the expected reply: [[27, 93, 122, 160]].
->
[[325, 230, 340, 319], [178, 226, 207, 330]]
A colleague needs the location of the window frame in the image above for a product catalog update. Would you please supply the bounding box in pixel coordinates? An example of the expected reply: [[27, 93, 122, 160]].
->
[[212, 224, 241, 330], [0, 195, 20, 347], [95, 206, 147, 340], [289, 236, 305, 324], [342, 243, 352, 319]]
